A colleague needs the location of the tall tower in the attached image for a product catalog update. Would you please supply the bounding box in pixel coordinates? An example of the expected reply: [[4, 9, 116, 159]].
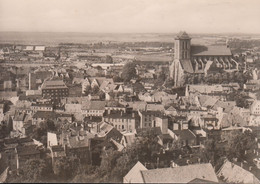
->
[[174, 31, 191, 60], [170, 31, 192, 86]]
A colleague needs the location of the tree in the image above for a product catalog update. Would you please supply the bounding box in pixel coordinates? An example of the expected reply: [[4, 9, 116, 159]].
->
[[226, 130, 256, 161], [32, 122, 47, 141], [10, 159, 52, 183], [154, 73, 166, 88], [96, 66, 103, 71], [164, 78, 174, 88], [121, 62, 137, 82], [53, 156, 79, 181], [205, 73, 214, 84], [47, 120, 56, 131], [113, 75, 122, 82], [222, 72, 229, 83], [106, 55, 113, 63], [227, 91, 249, 108]]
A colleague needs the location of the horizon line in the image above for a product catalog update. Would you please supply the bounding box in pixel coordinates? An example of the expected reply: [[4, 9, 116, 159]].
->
[[0, 31, 260, 36]]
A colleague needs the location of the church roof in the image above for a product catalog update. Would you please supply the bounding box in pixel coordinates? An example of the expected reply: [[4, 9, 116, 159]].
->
[[191, 45, 232, 56], [179, 59, 194, 73], [176, 31, 191, 39]]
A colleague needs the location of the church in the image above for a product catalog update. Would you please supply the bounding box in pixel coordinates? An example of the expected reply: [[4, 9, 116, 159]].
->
[[170, 31, 239, 86]]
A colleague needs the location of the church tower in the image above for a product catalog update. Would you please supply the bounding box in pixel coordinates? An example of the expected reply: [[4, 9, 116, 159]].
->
[[174, 31, 191, 60], [170, 31, 192, 86]]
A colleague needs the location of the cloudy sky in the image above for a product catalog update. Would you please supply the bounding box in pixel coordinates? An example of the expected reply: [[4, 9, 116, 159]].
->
[[0, 0, 260, 34]]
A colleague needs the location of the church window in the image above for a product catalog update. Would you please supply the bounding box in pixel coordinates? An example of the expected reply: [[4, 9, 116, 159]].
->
[[182, 42, 185, 49], [185, 42, 188, 49], [182, 51, 185, 58]]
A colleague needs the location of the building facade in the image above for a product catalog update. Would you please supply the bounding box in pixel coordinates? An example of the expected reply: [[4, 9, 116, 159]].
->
[[41, 80, 69, 100]]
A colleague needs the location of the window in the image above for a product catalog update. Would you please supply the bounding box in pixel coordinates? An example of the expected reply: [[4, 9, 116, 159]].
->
[[122, 125, 124, 129]]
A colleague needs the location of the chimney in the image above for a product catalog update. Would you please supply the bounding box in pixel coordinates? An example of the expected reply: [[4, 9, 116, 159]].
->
[[29, 73, 31, 90], [249, 166, 252, 171], [241, 162, 243, 168]]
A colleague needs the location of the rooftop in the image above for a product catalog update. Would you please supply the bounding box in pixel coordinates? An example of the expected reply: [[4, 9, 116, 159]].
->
[[82, 100, 106, 110], [172, 129, 196, 140], [175, 31, 191, 40], [17, 145, 40, 156], [42, 80, 67, 89], [141, 163, 218, 183], [191, 45, 232, 56], [124, 161, 147, 183]]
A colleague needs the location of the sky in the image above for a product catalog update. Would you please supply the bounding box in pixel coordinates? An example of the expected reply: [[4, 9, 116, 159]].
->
[[0, 0, 260, 34]]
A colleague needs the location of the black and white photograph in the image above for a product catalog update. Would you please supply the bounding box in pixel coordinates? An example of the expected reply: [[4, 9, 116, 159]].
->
[[0, 0, 260, 183]]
